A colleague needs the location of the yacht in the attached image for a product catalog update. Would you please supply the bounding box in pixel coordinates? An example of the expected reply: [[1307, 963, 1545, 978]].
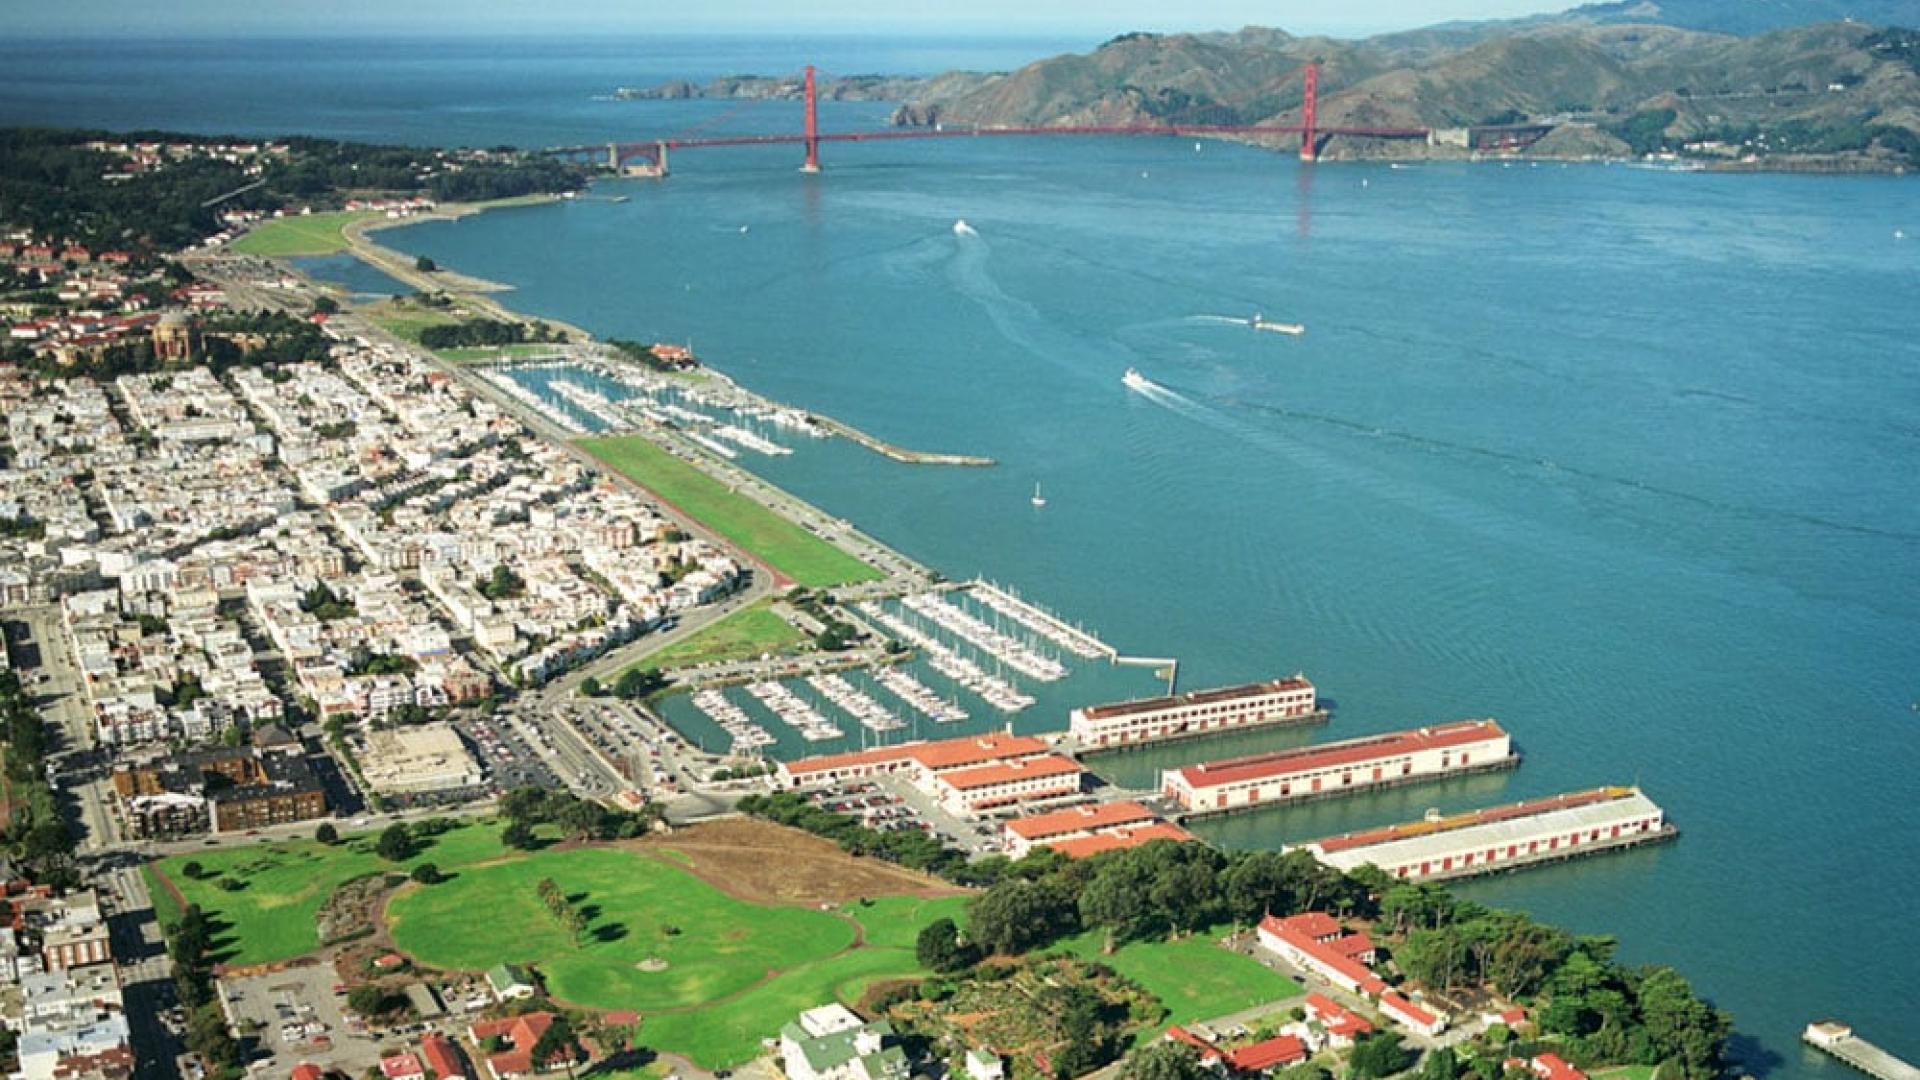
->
[[1030, 482, 1047, 508], [1122, 368, 1152, 392]]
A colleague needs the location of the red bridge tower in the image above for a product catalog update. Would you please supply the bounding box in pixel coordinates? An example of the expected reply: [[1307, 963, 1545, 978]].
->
[[801, 65, 822, 173], [1299, 61, 1319, 163]]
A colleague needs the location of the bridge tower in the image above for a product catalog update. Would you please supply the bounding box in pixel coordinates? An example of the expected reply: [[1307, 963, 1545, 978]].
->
[[607, 143, 621, 171], [801, 65, 822, 173], [1299, 61, 1319, 162]]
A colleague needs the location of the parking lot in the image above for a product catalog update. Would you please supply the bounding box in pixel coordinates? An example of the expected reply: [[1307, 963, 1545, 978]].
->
[[454, 717, 563, 793], [218, 965, 373, 1078]]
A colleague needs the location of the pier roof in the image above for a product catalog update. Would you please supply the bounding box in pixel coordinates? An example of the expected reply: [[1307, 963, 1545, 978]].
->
[[1003, 800, 1157, 840], [1309, 787, 1640, 855], [1306, 791, 1665, 870], [1077, 676, 1313, 721], [1169, 720, 1506, 789]]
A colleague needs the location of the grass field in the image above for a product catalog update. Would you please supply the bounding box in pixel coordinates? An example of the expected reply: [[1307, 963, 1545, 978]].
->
[[577, 435, 882, 588], [1058, 926, 1303, 1028], [230, 211, 378, 256], [388, 846, 854, 1010], [385, 846, 957, 1069], [363, 299, 465, 343], [437, 343, 564, 362], [635, 602, 806, 674], [152, 822, 508, 966], [1594, 1067, 1660, 1080]]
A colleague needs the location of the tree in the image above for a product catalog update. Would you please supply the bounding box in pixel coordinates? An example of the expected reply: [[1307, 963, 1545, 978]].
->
[[580, 676, 604, 698], [1121, 1041, 1212, 1080], [410, 862, 442, 884], [966, 878, 1079, 956], [613, 667, 664, 700], [180, 860, 205, 880], [346, 983, 396, 1018], [1348, 1034, 1413, 1080], [415, 255, 437, 273], [915, 917, 977, 973], [1418, 1047, 1460, 1080], [529, 1013, 578, 1078], [315, 822, 339, 844], [312, 295, 340, 315], [501, 818, 539, 850], [375, 822, 416, 862]]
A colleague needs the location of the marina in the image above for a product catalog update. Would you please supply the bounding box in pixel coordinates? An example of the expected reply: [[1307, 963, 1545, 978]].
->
[[744, 680, 843, 743], [806, 672, 905, 734], [871, 664, 968, 723], [857, 601, 1037, 713], [689, 688, 776, 753], [901, 590, 1069, 681], [969, 580, 1115, 660]]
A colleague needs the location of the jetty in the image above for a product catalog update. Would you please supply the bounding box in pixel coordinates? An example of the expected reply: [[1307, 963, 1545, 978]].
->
[[813, 416, 996, 467], [1805, 1022, 1920, 1080]]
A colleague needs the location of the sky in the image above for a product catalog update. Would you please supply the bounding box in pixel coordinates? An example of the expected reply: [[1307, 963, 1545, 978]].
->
[[6, 0, 1570, 40]]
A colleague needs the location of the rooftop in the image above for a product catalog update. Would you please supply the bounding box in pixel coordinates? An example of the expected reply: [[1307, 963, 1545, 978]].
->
[[1169, 720, 1507, 789], [1077, 676, 1312, 721], [1308, 786, 1646, 855], [1003, 800, 1156, 840]]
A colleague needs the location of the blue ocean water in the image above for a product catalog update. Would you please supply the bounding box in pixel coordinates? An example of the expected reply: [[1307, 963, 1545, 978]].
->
[[9, 35, 1920, 1078]]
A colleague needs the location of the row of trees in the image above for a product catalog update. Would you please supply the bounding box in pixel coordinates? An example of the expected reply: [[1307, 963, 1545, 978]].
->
[[167, 904, 245, 1075], [535, 876, 591, 943], [0, 670, 75, 884]]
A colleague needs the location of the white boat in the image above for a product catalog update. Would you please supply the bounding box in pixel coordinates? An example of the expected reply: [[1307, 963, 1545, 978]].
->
[[953, 219, 978, 237], [1030, 482, 1047, 508], [1251, 313, 1306, 336], [1122, 368, 1152, 392]]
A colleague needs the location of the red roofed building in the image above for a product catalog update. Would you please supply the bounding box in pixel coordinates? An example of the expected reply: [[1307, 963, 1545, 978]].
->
[[1161, 721, 1512, 813], [927, 754, 1084, 815], [1379, 991, 1444, 1037], [380, 1053, 425, 1080], [1002, 801, 1159, 856], [1048, 822, 1197, 859], [422, 1034, 470, 1080], [1258, 912, 1386, 997], [1303, 994, 1373, 1048], [1163, 1026, 1223, 1064], [776, 731, 1052, 791], [1528, 1054, 1587, 1080], [292, 1065, 326, 1080], [1224, 1036, 1307, 1076], [469, 1012, 574, 1079]]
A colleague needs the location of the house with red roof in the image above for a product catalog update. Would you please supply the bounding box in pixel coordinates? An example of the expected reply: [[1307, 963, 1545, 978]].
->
[[380, 1052, 425, 1080], [1256, 913, 1386, 997], [1379, 991, 1444, 1037], [422, 1034, 470, 1080], [1302, 993, 1372, 1049], [1223, 1036, 1307, 1076], [292, 1064, 327, 1080], [469, 1011, 575, 1079], [1162, 1026, 1224, 1065], [1526, 1054, 1587, 1080]]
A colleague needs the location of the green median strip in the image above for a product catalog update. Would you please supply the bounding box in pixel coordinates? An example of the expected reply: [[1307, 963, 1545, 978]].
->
[[578, 434, 883, 589]]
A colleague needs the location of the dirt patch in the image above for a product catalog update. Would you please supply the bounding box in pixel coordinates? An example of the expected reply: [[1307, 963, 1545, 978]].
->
[[628, 817, 970, 907]]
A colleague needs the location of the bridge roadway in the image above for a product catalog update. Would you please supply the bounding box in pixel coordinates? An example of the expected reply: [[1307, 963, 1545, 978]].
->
[[550, 120, 1432, 162]]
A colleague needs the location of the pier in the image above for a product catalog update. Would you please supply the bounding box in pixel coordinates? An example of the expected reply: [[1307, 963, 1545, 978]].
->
[[969, 580, 1116, 659], [902, 591, 1068, 682], [1805, 1023, 1920, 1080], [1070, 709, 1330, 757], [858, 601, 1035, 713]]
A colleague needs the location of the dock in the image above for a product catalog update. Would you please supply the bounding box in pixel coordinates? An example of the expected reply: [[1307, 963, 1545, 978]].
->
[[1069, 709, 1330, 757], [1805, 1022, 1920, 1080], [1175, 754, 1523, 824]]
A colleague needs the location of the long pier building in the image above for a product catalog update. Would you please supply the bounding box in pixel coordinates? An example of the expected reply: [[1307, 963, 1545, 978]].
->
[[1160, 719, 1514, 816], [1070, 676, 1323, 750], [1293, 786, 1675, 882]]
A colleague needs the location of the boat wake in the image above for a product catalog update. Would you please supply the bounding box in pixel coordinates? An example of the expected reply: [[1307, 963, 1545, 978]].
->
[[1188, 314, 1250, 326]]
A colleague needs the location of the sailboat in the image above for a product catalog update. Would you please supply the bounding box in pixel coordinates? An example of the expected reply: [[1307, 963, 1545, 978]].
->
[[1030, 483, 1047, 508]]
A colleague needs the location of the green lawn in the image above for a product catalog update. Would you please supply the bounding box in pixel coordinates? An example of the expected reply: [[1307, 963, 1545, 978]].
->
[[1057, 926, 1303, 1028], [152, 821, 508, 966], [230, 211, 378, 256], [388, 846, 854, 1011], [364, 300, 465, 343], [142, 863, 183, 930], [578, 435, 882, 588], [437, 343, 564, 362], [635, 602, 806, 674], [845, 894, 969, 950], [1594, 1067, 1660, 1080]]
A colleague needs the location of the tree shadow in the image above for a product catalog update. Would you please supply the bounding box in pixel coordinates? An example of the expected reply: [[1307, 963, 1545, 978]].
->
[[566, 891, 591, 905], [591, 923, 628, 943], [1727, 1031, 1786, 1078], [583, 1048, 656, 1077], [579, 904, 603, 923]]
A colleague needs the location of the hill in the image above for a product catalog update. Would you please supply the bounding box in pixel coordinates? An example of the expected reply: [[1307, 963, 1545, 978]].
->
[[889, 21, 1920, 169]]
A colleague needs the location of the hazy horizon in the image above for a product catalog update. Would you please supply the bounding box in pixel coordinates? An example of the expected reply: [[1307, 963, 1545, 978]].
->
[[7, 0, 1570, 42]]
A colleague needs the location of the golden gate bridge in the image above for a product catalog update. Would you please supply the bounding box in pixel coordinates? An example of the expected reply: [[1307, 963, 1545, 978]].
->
[[545, 62, 1551, 175]]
